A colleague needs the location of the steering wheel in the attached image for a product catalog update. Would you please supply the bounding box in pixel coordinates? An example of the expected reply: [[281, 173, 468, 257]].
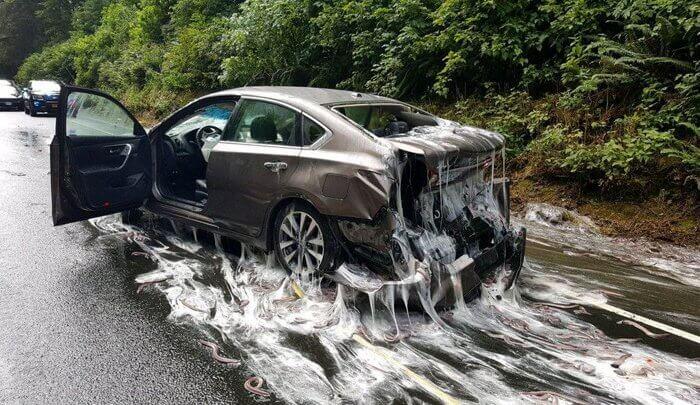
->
[[195, 125, 222, 147]]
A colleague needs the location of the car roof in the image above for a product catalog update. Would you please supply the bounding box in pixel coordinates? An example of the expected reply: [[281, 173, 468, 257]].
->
[[208, 86, 397, 108]]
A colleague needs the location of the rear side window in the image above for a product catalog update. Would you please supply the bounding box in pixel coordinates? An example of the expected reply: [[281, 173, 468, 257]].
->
[[302, 116, 327, 146], [225, 99, 299, 146]]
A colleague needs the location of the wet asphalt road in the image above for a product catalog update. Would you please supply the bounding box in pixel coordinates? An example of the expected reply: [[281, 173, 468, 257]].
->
[[0, 111, 247, 404], [2, 110, 698, 404]]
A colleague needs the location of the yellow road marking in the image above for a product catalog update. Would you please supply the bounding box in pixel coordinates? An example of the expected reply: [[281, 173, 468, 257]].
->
[[352, 334, 461, 405], [592, 302, 700, 345]]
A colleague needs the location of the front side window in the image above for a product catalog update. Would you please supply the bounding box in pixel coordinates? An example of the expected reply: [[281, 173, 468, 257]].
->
[[225, 100, 298, 146], [66, 92, 136, 137]]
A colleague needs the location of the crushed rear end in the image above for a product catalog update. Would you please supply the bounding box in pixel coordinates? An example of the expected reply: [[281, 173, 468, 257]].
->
[[333, 123, 526, 314]]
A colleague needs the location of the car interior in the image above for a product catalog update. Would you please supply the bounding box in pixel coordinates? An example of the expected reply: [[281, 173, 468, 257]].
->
[[157, 101, 237, 206], [334, 104, 438, 137]]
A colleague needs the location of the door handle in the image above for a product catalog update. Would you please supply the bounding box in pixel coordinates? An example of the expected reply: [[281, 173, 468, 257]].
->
[[106, 144, 130, 156], [108, 144, 133, 170], [264, 161, 288, 173]]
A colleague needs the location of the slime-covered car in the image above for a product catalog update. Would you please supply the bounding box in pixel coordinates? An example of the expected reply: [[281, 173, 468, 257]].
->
[[51, 86, 525, 308]]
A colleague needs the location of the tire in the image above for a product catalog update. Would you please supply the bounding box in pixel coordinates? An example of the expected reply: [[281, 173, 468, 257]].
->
[[29, 105, 37, 117], [273, 201, 338, 279], [24, 104, 29, 114], [120, 209, 142, 225]]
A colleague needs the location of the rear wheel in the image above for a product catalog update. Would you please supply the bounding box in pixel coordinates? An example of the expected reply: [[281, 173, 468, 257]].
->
[[24, 104, 29, 114], [273, 202, 338, 280]]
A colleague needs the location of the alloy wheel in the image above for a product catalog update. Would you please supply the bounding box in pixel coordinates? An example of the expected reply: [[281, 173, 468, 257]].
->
[[278, 210, 325, 279]]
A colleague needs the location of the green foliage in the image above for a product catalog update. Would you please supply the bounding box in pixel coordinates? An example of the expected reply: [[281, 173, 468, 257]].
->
[[220, 0, 317, 87], [35, 0, 83, 43], [11, 0, 700, 192], [0, 0, 40, 76], [15, 40, 78, 84]]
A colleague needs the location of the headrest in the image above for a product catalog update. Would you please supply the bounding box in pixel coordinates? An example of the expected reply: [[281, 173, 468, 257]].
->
[[250, 116, 277, 143]]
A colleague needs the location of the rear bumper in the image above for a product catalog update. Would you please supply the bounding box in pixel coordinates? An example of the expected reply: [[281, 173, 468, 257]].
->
[[429, 226, 526, 308], [474, 227, 526, 283]]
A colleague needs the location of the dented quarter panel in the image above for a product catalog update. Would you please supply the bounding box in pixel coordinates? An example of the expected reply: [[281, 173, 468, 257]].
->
[[293, 135, 395, 220]]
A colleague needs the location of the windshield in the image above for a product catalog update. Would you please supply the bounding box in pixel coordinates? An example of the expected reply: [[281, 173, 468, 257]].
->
[[334, 103, 437, 137], [0, 86, 19, 97], [31, 81, 61, 93], [166, 103, 237, 139]]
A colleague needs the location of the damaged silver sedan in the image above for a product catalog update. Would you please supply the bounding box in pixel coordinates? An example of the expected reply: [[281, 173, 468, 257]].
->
[[51, 86, 525, 309]]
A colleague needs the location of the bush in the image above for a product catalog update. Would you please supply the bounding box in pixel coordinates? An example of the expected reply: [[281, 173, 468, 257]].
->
[[13, 0, 699, 193]]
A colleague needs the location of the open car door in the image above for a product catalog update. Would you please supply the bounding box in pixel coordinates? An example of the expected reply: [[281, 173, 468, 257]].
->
[[51, 86, 151, 226]]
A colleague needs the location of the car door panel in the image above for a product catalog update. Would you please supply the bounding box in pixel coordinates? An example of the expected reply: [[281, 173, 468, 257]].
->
[[67, 136, 151, 211], [206, 142, 300, 236], [51, 86, 151, 226]]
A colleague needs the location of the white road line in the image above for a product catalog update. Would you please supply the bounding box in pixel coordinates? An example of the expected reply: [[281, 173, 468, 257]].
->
[[352, 334, 461, 405], [592, 302, 700, 345]]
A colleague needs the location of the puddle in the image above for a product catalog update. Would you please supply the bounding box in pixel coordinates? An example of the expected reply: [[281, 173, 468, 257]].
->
[[88, 214, 699, 404]]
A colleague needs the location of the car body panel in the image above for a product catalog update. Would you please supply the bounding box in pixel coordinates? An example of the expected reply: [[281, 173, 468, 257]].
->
[[51, 86, 151, 226], [294, 147, 393, 220], [384, 125, 505, 169], [206, 141, 301, 237]]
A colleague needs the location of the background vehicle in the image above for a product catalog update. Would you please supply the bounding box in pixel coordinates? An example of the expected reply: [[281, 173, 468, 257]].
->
[[23, 80, 61, 116], [0, 79, 18, 88], [51, 86, 525, 307], [0, 85, 23, 111]]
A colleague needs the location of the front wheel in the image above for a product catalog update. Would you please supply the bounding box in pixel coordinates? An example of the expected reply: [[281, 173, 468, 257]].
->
[[29, 105, 37, 117], [273, 202, 338, 280]]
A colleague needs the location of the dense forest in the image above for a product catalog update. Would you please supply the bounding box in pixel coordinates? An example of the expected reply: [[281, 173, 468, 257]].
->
[[1, 0, 698, 240]]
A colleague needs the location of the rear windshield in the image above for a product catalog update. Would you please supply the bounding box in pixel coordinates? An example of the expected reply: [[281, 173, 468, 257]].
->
[[31, 81, 61, 92], [334, 104, 437, 137], [0, 86, 19, 97]]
